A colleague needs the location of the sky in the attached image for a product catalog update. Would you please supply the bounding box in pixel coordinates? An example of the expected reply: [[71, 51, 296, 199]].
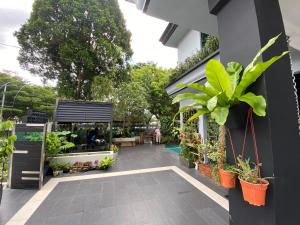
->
[[0, 0, 177, 85]]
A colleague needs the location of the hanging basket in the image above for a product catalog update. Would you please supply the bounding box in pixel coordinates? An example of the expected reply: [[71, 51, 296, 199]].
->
[[239, 178, 269, 206], [218, 168, 237, 189]]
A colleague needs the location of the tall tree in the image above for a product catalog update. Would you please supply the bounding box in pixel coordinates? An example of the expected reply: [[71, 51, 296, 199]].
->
[[15, 0, 132, 99], [131, 63, 177, 120], [0, 73, 57, 120]]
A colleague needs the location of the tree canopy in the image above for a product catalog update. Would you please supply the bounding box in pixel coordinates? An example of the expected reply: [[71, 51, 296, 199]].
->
[[0, 73, 57, 120], [15, 0, 132, 100], [131, 63, 177, 120]]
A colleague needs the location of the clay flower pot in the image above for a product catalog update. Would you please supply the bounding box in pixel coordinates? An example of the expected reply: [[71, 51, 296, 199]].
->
[[198, 163, 213, 179], [218, 168, 237, 189], [239, 178, 269, 206]]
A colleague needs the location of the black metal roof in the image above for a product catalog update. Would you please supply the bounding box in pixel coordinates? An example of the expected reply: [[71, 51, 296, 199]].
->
[[54, 100, 113, 123]]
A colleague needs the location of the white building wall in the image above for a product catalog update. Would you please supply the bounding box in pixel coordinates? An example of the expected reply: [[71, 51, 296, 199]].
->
[[177, 30, 201, 63]]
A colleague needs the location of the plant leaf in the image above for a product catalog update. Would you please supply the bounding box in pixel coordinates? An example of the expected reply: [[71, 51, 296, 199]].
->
[[234, 51, 289, 97], [244, 34, 281, 74], [176, 83, 216, 97], [211, 106, 229, 125], [187, 108, 208, 123], [172, 92, 209, 104], [227, 62, 243, 93], [207, 96, 218, 111], [238, 92, 266, 116], [206, 59, 233, 98]]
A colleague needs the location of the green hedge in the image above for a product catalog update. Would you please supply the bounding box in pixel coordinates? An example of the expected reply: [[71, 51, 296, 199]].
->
[[169, 36, 219, 83]]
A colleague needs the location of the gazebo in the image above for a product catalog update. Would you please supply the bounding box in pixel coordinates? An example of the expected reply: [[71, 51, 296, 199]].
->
[[53, 100, 113, 150]]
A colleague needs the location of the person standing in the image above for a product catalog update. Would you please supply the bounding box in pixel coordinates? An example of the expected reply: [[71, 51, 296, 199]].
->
[[154, 127, 161, 144]]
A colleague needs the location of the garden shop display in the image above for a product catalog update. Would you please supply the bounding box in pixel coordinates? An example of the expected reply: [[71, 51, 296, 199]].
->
[[172, 34, 288, 125], [0, 121, 16, 204]]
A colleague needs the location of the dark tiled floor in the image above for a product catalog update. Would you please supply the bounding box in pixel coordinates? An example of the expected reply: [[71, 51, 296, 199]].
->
[[0, 188, 36, 225], [1, 144, 229, 225], [25, 170, 228, 225]]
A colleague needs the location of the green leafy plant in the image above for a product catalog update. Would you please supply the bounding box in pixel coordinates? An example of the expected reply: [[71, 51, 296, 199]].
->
[[170, 36, 219, 82], [110, 144, 119, 153], [99, 157, 114, 170], [221, 163, 237, 173], [45, 131, 76, 158], [173, 34, 288, 125], [0, 121, 16, 183], [24, 132, 43, 142], [179, 148, 194, 160], [234, 156, 267, 184]]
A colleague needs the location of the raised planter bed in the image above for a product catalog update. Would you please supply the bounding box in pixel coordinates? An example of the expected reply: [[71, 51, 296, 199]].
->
[[179, 155, 194, 168], [48, 151, 115, 165], [112, 138, 136, 147]]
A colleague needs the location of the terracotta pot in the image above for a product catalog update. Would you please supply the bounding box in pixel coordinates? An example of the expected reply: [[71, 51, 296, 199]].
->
[[239, 178, 269, 206], [198, 163, 213, 179], [218, 168, 237, 189]]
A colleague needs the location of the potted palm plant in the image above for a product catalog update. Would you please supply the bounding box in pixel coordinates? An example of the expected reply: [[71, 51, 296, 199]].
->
[[235, 156, 269, 206], [0, 121, 16, 204]]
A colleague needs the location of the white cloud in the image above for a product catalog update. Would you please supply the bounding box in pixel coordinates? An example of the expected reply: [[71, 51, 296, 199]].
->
[[0, 0, 177, 86]]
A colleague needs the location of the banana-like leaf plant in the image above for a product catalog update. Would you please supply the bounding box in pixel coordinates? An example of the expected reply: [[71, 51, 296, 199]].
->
[[172, 34, 289, 125]]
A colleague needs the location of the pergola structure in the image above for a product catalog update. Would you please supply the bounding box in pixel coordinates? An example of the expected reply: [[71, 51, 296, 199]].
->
[[53, 100, 113, 147]]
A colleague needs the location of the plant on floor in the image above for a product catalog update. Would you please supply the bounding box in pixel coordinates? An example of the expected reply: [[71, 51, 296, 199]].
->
[[172, 34, 289, 125], [179, 148, 194, 160], [99, 157, 114, 170], [235, 156, 269, 206], [110, 144, 119, 153]]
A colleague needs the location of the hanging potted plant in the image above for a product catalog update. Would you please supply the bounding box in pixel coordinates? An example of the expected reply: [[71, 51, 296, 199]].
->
[[235, 156, 269, 206], [172, 34, 288, 126], [0, 121, 16, 204], [217, 126, 238, 189]]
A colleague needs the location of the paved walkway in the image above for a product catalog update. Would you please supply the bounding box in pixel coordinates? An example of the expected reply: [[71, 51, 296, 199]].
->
[[2, 144, 229, 225]]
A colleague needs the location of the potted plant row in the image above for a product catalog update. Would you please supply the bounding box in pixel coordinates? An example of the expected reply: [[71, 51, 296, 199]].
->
[[173, 34, 287, 207]]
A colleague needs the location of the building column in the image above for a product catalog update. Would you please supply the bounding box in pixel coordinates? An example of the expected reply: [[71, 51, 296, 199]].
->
[[208, 0, 300, 225], [198, 115, 207, 141]]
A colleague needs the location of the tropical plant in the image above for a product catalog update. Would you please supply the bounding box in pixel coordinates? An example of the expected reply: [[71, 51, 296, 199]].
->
[[172, 34, 288, 125], [99, 157, 114, 170], [235, 156, 266, 184], [24, 132, 43, 142], [45, 131, 76, 157]]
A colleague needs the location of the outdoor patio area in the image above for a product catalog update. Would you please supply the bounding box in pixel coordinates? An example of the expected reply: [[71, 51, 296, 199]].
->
[[2, 144, 229, 225]]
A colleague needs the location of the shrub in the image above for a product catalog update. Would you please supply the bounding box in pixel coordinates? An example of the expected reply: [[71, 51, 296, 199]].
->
[[169, 36, 219, 83], [99, 157, 114, 170]]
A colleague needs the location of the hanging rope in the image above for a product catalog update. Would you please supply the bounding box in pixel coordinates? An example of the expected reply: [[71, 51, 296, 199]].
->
[[226, 128, 237, 165], [241, 108, 252, 159], [249, 109, 262, 178], [226, 107, 262, 178]]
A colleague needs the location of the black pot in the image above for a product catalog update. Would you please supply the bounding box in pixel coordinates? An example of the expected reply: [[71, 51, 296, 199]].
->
[[179, 155, 194, 168], [226, 103, 249, 129]]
